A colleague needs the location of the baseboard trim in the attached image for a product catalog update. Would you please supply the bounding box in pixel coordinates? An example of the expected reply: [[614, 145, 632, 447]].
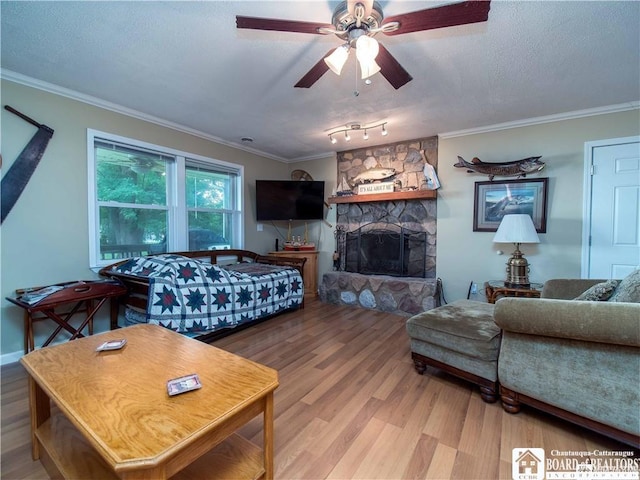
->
[[1, 350, 23, 366]]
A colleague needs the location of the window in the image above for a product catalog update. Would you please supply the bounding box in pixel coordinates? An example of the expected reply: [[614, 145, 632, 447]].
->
[[88, 130, 243, 268]]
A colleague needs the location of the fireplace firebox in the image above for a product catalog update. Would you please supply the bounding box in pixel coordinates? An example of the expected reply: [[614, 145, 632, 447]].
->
[[344, 226, 427, 278]]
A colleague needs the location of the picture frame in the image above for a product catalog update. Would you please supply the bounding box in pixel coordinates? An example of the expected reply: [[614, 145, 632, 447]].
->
[[473, 177, 548, 233]]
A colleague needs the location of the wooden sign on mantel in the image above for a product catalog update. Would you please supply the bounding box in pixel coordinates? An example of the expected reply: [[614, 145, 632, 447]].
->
[[357, 182, 395, 195]]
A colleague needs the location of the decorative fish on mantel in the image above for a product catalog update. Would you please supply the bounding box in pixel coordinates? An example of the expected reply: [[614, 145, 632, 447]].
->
[[454, 156, 544, 180], [352, 167, 396, 185]]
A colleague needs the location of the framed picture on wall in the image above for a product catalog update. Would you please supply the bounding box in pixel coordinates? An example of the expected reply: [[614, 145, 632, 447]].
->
[[473, 177, 549, 232]]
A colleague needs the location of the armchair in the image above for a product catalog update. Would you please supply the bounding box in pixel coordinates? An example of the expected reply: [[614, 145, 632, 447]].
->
[[494, 278, 640, 447]]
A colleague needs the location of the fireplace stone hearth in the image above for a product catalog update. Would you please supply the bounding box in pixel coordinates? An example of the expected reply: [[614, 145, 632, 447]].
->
[[319, 272, 439, 317]]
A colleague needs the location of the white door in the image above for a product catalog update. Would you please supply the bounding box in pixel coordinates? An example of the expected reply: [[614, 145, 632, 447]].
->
[[582, 137, 640, 279]]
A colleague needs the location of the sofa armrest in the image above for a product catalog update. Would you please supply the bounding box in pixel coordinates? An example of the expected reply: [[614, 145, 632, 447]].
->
[[494, 297, 640, 347], [541, 279, 607, 299]]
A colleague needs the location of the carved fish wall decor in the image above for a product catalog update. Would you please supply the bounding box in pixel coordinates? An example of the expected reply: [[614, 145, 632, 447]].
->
[[351, 167, 396, 185], [454, 156, 544, 180]]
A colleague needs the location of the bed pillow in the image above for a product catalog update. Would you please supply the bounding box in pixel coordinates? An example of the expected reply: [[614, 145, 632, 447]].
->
[[608, 269, 640, 303], [574, 280, 619, 301]]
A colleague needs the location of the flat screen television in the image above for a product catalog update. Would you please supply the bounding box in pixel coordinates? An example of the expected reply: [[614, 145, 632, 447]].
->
[[256, 180, 325, 221]]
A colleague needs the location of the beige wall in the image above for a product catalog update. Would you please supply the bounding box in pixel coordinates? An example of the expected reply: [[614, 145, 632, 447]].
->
[[2, 77, 638, 361], [284, 157, 337, 283], [303, 110, 639, 302], [437, 111, 639, 301], [0, 80, 290, 359]]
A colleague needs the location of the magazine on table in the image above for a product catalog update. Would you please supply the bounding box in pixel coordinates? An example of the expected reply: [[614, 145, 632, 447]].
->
[[19, 285, 64, 305]]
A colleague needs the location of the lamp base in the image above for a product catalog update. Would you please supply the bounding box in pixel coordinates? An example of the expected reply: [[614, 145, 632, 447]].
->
[[504, 247, 531, 288]]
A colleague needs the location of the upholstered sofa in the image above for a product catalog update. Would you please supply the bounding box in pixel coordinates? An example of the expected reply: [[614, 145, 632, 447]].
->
[[494, 277, 640, 447]]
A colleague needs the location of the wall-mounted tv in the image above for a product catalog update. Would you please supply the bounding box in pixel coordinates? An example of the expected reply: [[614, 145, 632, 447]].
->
[[256, 180, 325, 221]]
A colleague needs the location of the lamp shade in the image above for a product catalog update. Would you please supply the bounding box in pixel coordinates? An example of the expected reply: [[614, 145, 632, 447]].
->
[[493, 214, 540, 244], [324, 45, 349, 75]]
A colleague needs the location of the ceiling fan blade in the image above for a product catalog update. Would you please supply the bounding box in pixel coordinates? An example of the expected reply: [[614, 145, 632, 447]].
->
[[294, 49, 334, 88], [376, 44, 413, 90], [236, 16, 333, 35], [381, 0, 491, 36]]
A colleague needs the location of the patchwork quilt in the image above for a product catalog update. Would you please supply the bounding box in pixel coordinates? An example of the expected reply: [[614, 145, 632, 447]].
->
[[112, 254, 304, 335]]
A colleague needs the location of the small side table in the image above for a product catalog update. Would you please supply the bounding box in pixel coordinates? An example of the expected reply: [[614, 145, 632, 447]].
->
[[484, 280, 543, 304], [7, 280, 127, 353]]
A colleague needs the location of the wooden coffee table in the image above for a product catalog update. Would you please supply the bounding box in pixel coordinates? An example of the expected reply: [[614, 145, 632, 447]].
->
[[20, 324, 278, 479]]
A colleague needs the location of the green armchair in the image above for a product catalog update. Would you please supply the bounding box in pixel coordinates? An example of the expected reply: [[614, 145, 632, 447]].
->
[[494, 278, 640, 448]]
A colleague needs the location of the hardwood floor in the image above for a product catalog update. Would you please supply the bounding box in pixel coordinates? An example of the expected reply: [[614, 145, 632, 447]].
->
[[1, 298, 634, 479]]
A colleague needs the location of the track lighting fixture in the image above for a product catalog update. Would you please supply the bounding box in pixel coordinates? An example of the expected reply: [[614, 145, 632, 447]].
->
[[327, 122, 388, 144]]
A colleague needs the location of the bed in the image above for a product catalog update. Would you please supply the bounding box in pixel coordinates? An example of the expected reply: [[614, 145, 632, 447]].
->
[[99, 249, 306, 342]]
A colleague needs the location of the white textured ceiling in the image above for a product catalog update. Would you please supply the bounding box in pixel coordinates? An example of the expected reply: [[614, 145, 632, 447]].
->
[[1, 1, 639, 162]]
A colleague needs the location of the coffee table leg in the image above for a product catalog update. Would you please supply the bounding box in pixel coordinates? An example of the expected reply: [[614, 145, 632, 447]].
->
[[264, 392, 274, 480], [28, 376, 50, 460]]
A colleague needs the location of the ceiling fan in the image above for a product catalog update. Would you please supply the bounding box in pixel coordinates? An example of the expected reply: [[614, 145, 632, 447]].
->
[[236, 0, 491, 90]]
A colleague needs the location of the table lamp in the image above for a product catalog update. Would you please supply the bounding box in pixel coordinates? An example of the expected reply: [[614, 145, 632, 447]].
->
[[493, 214, 540, 287]]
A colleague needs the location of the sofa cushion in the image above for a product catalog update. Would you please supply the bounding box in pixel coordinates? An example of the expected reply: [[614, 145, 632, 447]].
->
[[574, 280, 619, 301], [609, 269, 640, 303]]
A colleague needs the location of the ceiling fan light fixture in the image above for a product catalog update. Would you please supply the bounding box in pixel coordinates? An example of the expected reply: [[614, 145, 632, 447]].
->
[[324, 44, 350, 75], [355, 35, 379, 62], [355, 35, 380, 79], [239, 0, 491, 90], [360, 59, 381, 79]]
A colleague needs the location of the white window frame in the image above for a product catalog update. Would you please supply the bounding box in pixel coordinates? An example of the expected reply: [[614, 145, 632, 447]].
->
[[87, 129, 244, 269]]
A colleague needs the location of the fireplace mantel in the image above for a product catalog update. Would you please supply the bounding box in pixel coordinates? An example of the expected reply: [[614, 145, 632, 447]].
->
[[327, 189, 436, 204]]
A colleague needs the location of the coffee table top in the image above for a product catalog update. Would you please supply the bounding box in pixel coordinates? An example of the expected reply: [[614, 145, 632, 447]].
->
[[20, 324, 278, 473]]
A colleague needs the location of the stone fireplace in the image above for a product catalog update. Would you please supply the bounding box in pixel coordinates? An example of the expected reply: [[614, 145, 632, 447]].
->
[[320, 136, 440, 316], [336, 199, 437, 279]]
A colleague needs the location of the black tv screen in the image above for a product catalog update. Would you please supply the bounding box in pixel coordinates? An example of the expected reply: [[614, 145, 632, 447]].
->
[[256, 180, 325, 221]]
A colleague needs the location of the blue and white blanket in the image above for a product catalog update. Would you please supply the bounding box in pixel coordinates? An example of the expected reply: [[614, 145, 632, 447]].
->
[[112, 254, 303, 336]]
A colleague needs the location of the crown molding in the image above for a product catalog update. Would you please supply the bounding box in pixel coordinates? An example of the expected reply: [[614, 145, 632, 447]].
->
[[4, 69, 636, 159], [439, 101, 640, 139], [0, 68, 289, 163]]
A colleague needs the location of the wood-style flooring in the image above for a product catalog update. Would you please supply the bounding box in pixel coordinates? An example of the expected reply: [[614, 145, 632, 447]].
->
[[1, 298, 634, 479]]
